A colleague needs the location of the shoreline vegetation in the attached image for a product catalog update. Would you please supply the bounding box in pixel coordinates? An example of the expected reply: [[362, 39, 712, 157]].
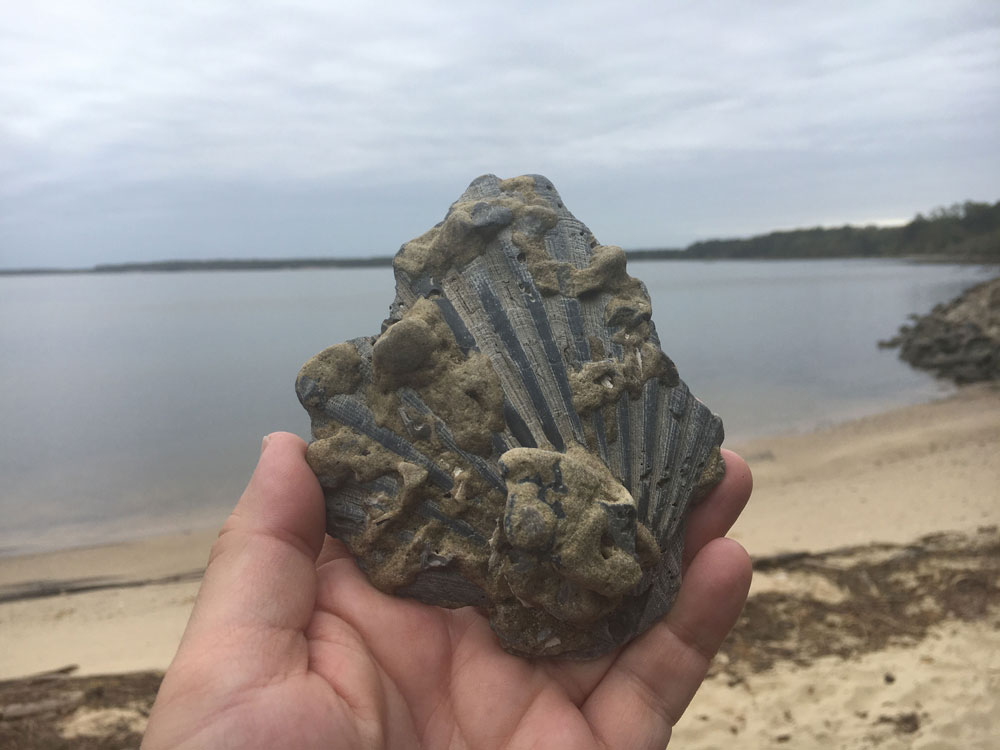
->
[[3, 199, 997, 276]]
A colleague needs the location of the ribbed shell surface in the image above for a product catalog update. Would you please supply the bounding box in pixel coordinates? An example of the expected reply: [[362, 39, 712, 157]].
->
[[297, 174, 725, 658]]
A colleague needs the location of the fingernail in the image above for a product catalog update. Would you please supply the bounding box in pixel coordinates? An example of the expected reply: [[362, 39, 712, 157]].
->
[[261, 434, 271, 454]]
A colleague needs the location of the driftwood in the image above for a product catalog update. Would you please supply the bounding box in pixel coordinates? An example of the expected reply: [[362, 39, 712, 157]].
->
[[1, 689, 84, 720]]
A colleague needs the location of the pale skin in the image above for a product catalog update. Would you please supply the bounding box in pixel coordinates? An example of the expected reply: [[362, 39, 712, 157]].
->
[[143, 432, 752, 749]]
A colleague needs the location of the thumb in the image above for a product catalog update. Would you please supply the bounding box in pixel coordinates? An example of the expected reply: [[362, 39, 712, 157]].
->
[[180, 431, 326, 658]]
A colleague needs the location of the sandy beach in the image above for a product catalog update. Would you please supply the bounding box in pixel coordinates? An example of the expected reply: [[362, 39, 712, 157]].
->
[[2, 383, 999, 748]]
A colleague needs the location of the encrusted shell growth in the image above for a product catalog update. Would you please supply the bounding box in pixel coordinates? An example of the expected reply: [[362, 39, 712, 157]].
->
[[296, 174, 725, 658]]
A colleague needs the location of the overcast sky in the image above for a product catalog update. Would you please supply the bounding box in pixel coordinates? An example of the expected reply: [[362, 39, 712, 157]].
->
[[2, 1, 998, 267]]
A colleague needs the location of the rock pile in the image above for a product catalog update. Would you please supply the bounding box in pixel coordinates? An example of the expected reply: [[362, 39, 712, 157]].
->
[[880, 276, 1000, 383]]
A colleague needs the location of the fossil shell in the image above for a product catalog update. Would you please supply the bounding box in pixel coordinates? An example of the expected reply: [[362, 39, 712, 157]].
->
[[296, 174, 725, 658]]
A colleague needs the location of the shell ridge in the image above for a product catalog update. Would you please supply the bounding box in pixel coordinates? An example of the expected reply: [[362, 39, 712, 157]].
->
[[602, 337, 628, 481], [567, 291, 622, 468], [473, 274, 566, 451], [546, 219, 593, 266], [649, 383, 693, 535], [615, 395, 633, 491], [590, 411, 611, 467], [626, 383, 652, 504], [324, 479, 370, 534], [501, 400, 537, 449], [321, 394, 454, 491], [429, 295, 478, 354], [654, 385, 721, 542], [555, 294, 614, 465], [495, 251, 588, 446], [416, 501, 488, 544], [665, 405, 722, 540], [395, 570, 489, 607], [492, 431, 515, 455], [396, 387, 506, 491], [561, 295, 592, 365], [635, 542, 684, 634], [562, 297, 611, 468], [675, 408, 724, 521], [636, 378, 661, 521], [647, 386, 682, 536], [435, 265, 547, 449]]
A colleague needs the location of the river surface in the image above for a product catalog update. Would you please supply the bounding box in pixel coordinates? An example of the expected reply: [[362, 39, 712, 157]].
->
[[0, 259, 994, 554]]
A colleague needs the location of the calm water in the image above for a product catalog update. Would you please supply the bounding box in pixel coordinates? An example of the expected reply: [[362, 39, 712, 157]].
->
[[0, 260, 993, 554]]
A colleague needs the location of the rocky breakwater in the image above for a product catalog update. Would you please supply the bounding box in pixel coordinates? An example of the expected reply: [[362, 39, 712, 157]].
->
[[880, 276, 1000, 383]]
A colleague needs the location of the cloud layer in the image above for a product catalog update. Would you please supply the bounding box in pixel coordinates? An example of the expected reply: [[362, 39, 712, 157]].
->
[[2, 1, 998, 265]]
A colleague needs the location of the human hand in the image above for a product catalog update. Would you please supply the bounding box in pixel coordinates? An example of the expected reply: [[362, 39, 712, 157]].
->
[[143, 432, 751, 749]]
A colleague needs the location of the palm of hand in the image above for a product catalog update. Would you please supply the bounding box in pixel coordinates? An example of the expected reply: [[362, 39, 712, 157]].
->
[[143, 434, 751, 750]]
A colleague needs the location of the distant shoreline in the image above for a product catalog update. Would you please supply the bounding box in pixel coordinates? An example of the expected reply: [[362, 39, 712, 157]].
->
[[2, 251, 997, 277], [4, 199, 997, 275], [0, 256, 395, 276]]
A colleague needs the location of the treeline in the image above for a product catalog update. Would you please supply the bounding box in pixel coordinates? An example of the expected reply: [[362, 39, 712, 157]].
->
[[677, 200, 1000, 260], [5, 200, 998, 276], [0, 256, 394, 275], [91, 256, 393, 273]]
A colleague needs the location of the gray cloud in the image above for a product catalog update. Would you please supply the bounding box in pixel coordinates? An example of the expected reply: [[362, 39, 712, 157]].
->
[[1, 0, 998, 265]]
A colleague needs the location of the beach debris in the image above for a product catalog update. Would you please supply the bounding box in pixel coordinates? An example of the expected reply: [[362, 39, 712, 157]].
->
[[296, 174, 725, 658], [1, 690, 84, 720], [0, 672, 160, 747]]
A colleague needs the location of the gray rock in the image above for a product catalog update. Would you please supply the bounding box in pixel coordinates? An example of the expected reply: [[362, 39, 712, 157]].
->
[[881, 277, 1000, 383]]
